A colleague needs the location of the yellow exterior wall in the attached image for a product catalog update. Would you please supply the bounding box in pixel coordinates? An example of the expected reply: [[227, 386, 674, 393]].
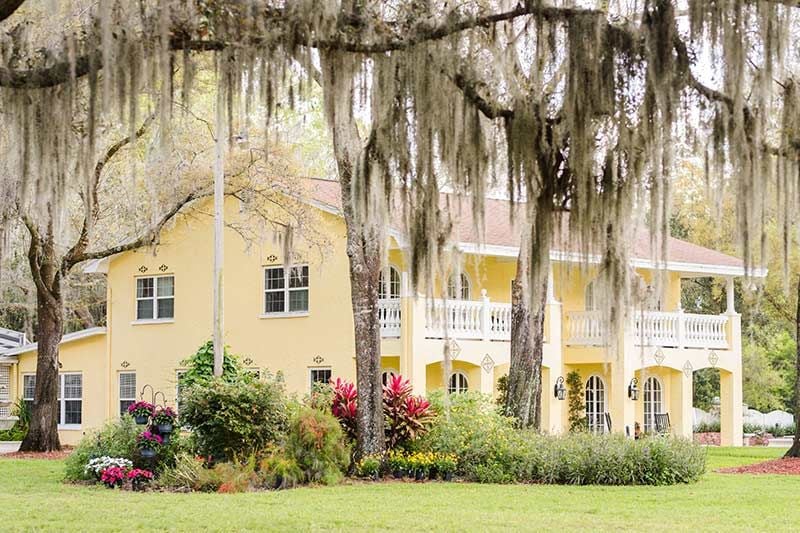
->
[[15, 333, 107, 445]]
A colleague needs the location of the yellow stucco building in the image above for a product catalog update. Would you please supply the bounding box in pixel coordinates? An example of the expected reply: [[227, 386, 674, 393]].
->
[[0, 179, 757, 446]]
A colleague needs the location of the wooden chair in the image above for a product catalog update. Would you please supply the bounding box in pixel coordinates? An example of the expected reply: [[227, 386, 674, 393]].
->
[[655, 413, 671, 434]]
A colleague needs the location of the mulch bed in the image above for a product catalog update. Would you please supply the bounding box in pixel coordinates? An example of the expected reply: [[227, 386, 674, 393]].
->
[[1, 447, 73, 460], [717, 457, 800, 475]]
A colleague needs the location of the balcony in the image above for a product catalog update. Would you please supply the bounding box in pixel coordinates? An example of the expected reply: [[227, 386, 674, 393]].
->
[[565, 309, 731, 349], [378, 292, 513, 341]]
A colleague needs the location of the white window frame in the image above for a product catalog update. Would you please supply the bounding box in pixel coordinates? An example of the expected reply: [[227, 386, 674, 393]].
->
[[262, 264, 310, 317], [119, 372, 137, 417], [643, 376, 663, 433], [23, 373, 83, 429], [134, 275, 175, 323], [309, 367, 332, 390], [448, 371, 469, 394], [585, 375, 606, 434], [447, 272, 471, 300], [379, 266, 401, 300]]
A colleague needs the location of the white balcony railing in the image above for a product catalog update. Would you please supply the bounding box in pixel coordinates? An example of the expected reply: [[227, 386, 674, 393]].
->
[[378, 299, 402, 337], [566, 310, 729, 349], [378, 294, 514, 341]]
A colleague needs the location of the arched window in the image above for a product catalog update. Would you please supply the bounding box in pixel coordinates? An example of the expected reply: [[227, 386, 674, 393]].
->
[[378, 267, 401, 300], [447, 272, 471, 300], [381, 369, 398, 386], [585, 375, 606, 434], [585, 280, 597, 311], [448, 372, 469, 394], [643, 377, 663, 433]]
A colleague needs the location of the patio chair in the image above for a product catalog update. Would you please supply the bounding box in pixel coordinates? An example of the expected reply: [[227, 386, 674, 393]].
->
[[655, 413, 671, 434]]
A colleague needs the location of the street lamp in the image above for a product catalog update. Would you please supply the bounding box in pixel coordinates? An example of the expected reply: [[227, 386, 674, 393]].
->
[[628, 378, 639, 401], [553, 376, 566, 400]]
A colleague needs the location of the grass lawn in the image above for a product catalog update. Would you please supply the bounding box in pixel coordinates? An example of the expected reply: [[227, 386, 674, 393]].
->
[[0, 447, 797, 531]]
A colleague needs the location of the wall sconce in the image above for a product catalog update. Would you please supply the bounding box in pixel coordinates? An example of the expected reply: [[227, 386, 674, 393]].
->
[[628, 378, 639, 401], [553, 376, 566, 401]]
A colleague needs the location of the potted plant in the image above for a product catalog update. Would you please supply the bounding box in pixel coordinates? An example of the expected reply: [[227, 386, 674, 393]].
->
[[435, 453, 457, 481], [136, 430, 163, 459], [100, 466, 128, 489], [387, 450, 407, 479], [127, 401, 155, 425], [127, 468, 154, 491], [356, 454, 382, 480], [153, 406, 177, 436]]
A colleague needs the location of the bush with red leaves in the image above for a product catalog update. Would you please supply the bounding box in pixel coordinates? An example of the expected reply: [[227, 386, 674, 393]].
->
[[329, 375, 434, 450]]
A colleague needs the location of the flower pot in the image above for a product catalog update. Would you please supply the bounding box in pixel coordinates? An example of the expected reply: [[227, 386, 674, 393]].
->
[[444, 472, 453, 482], [393, 470, 403, 479], [161, 434, 170, 445], [140, 448, 156, 459], [157, 423, 173, 434], [414, 470, 425, 481], [134, 415, 149, 425]]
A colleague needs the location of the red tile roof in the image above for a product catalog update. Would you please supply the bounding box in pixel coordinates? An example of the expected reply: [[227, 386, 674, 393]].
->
[[302, 178, 745, 272]]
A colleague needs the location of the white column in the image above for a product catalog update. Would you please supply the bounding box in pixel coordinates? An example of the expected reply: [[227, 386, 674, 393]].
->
[[725, 277, 736, 315], [481, 289, 490, 341], [546, 263, 558, 303]]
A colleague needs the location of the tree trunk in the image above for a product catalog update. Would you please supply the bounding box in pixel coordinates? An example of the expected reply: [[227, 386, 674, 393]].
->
[[785, 275, 800, 458], [320, 50, 385, 458], [505, 237, 548, 429], [19, 264, 63, 452]]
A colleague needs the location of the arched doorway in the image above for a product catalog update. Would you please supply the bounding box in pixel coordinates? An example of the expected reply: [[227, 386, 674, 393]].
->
[[585, 375, 606, 433]]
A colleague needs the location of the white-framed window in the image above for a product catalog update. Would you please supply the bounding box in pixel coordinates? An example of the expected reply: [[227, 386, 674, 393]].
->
[[22, 373, 83, 428], [447, 272, 471, 300], [264, 265, 309, 315], [643, 376, 663, 433], [585, 280, 597, 311], [381, 369, 398, 386], [119, 372, 137, 416], [309, 368, 332, 389], [585, 375, 606, 434], [448, 371, 469, 394], [379, 267, 401, 300], [136, 275, 175, 320]]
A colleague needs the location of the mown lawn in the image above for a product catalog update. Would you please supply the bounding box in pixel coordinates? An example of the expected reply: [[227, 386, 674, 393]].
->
[[0, 447, 797, 531]]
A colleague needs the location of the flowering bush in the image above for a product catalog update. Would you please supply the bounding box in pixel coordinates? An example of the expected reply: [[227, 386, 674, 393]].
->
[[330, 375, 434, 449], [127, 401, 155, 420], [136, 431, 164, 450], [285, 407, 350, 485], [100, 466, 128, 488], [85, 456, 133, 479], [153, 407, 178, 426], [330, 378, 358, 441], [127, 468, 154, 481]]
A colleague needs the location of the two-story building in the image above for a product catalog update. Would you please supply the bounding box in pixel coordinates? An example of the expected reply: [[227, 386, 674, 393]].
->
[[0, 178, 759, 445]]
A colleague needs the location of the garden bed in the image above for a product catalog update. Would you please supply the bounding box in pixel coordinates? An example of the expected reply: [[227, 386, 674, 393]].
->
[[717, 457, 800, 475], [2, 447, 73, 460]]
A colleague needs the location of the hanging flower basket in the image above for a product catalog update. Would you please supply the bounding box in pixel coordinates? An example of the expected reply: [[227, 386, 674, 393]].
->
[[136, 430, 163, 459], [127, 401, 155, 425], [152, 406, 177, 435]]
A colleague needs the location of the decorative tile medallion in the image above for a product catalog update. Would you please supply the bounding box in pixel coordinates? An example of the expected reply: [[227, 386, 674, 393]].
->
[[243, 357, 254, 366], [267, 254, 278, 263], [313, 355, 324, 364], [682, 360, 693, 378], [138, 265, 148, 273], [445, 339, 461, 360], [653, 347, 665, 366], [121, 360, 130, 369], [708, 350, 719, 368], [481, 354, 495, 374], [159, 264, 168, 272]]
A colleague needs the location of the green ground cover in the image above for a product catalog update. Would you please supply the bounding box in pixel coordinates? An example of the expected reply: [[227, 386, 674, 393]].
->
[[0, 447, 796, 532]]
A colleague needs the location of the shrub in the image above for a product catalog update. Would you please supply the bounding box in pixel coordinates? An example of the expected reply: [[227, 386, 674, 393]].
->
[[285, 406, 350, 485], [694, 421, 721, 433], [383, 375, 435, 450], [180, 376, 288, 461], [330, 378, 357, 441], [259, 453, 304, 490], [157, 453, 206, 491], [213, 458, 258, 493], [355, 454, 382, 479], [65, 417, 141, 481], [566, 370, 585, 432], [179, 341, 248, 390]]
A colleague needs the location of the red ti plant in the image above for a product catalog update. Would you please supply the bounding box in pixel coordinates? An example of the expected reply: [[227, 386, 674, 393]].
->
[[383, 374, 435, 450], [330, 377, 358, 441]]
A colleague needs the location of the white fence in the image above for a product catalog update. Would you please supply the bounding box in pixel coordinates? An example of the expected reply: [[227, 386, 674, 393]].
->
[[378, 296, 514, 341], [566, 310, 729, 349]]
